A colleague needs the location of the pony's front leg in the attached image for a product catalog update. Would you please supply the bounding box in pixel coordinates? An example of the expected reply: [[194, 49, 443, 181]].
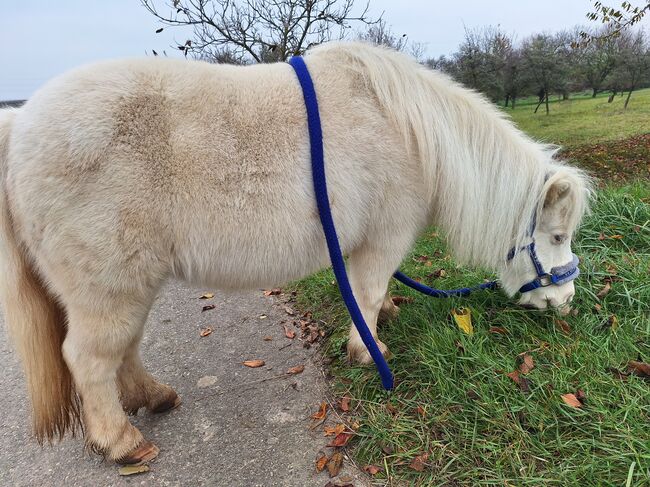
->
[[346, 242, 407, 364], [63, 302, 158, 464]]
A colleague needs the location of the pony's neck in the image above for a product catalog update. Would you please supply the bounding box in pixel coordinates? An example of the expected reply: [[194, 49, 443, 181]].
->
[[420, 71, 552, 270]]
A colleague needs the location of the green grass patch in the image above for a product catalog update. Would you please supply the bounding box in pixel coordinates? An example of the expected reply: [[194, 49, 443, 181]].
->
[[293, 184, 649, 485], [503, 88, 650, 147]]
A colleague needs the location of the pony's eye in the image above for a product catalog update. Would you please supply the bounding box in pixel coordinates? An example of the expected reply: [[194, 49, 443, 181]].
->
[[553, 234, 567, 244]]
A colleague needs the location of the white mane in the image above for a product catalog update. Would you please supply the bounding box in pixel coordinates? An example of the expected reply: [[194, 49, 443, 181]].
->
[[308, 42, 590, 270]]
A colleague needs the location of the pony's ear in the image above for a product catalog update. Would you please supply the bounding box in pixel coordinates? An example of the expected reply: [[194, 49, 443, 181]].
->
[[543, 172, 573, 209]]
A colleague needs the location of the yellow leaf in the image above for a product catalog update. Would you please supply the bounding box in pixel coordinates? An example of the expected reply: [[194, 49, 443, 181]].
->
[[452, 308, 473, 335], [199, 292, 215, 299], [118, 464, 150, 476]]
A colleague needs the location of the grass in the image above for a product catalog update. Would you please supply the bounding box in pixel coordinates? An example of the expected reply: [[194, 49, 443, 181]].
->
[[503, 88, 650, 147], [290, 91, 650, 485]]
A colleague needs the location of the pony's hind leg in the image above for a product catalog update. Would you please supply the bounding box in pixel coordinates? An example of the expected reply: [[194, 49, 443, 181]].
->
[[346, 238, 411, 364], [63, 296, 160, 464], [117, 333, 180, 415]]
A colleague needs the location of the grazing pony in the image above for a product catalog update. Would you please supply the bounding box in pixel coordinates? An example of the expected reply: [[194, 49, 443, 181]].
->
[[0, 42, 590, 463]]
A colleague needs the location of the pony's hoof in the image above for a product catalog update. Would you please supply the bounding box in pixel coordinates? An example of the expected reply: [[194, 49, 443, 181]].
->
[[150, 393, 182, 414], [347, 339, 389, 365], [118, 440, 160, 465]]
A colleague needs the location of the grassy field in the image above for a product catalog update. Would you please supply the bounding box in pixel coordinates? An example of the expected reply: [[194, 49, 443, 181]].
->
[[504, 88, 650, 147], [291, 91, 650, 485]]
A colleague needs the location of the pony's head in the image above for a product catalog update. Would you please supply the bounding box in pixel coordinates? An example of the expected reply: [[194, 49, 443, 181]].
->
[[499, 169, 591, 310]]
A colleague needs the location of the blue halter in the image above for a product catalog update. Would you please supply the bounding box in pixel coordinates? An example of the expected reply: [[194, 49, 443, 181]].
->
[[289, 56, 580, 390]]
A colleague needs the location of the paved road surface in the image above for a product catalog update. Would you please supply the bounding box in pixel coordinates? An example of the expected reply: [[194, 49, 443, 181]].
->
[[0, 281, 369, 487]]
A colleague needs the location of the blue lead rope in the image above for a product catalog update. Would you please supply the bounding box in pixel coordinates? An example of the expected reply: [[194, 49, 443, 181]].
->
[[289, 56, 394, 390], [288, 56, 579, 391]]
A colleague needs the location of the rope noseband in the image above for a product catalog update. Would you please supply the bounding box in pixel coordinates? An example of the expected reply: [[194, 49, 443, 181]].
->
[[289, 56, 580, 390]]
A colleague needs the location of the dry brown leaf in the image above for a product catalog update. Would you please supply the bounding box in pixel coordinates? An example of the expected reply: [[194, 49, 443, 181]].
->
[[609, 234, 624, 239], [489, 326, 508, 335], [311, 402, 328, 420], [555, 319, 571, 334], [243, 359, 265, 368], [283, 324, 296, 339], [199, 292, 214, 299], [199, 327, 213, 337], [202, 304, 216, 312], [391, 295, 414, 306], [263, 336, 273, 341], [327, 452, 344, 478], [118, 464, 151, 476], [519, 354, 535, 374], [324, 424, 346, 437], [327, 431, 352, 447], [507, 370, 531, 393], [415, 405, 426, 417], [561, 393, 582, 408], [409, 452, 429, 472], [596, 281, 612, 299], [598, 232, 606, 240], [263, 288, 282, 296], [315, 453, 329, 472], [603, 314, 619, 331], [386, 403, 398, 416], [284, 305, 295, 316], [594, 303, 602, 313], [628, 360, 650, 379], [286, 364, 305, 375], [339, 396, 351, 412], [363, 465, 381, 475]]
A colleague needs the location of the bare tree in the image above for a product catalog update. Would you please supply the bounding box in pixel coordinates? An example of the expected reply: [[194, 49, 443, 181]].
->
[[142, 0, 377, 63], [358, 18, 407, 51]]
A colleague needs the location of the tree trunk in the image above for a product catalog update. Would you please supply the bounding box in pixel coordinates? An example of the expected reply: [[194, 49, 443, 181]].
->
[[545, 92, 550, 115], [624, 88, 634, 109], [592, 88, 598, 98], [608, 89, 617, 103], [511, 96, 516, 110], [504, 94, 510, 108]]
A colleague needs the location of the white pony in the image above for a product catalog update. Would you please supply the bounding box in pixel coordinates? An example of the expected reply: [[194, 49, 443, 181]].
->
[[0, 42, 589, 463]]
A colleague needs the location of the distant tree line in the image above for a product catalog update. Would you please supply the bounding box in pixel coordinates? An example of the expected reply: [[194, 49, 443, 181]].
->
[[423, 26, 650, 112]]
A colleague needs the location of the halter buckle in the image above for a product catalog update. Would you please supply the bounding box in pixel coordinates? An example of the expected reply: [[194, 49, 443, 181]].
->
[[538, 274, 553, 287]]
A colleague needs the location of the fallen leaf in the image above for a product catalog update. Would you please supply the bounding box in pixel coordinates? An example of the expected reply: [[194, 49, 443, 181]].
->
[[311, 402, 328, 420], [576, 389, 586, 403], [413, 255, 430, 263], [284, 306, 295, 316], [199, 327, 213, 337], [609, 234, 624, 239], [507, 370, 531, 393], [263, 336, 273, 341], [385, 403, 398, 416], [202, 304, 216, 312], [391, 295, 414, 306], [118, 464, 150, 476], [555, 319, 571, 334], [283, 324, 296, 339], [199, 292, 214, 299], [596, 281, 611, 299], [243, 359, 265, 368], [598, 232, 606, 240], [628, 360, 650, 379], [324, 424, 346, 437], [315, 453, 329, 472], [561, 393, 582, 408], [603, 314, 619, 331], [409, 452, 429, 472], [363, 465, 381, 475], [327, 451, 344, 477], [415, 405, 426, 416], [452, 308, 473, 335], [286, 364, 305, 375], [489, 326, 508, 335], [519, 354, 535, 374], [263, 288, 282, 296], [339, 396, 351, 412], [594, 303, 602, 313], [328, 431, 352, 447]]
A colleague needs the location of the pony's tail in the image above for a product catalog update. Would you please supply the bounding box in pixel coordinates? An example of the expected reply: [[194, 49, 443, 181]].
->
[[0, 108, 80, 443]]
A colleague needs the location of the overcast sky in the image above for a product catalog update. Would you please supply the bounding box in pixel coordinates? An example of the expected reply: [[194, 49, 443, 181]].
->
[[1, 1, 646, 100]]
